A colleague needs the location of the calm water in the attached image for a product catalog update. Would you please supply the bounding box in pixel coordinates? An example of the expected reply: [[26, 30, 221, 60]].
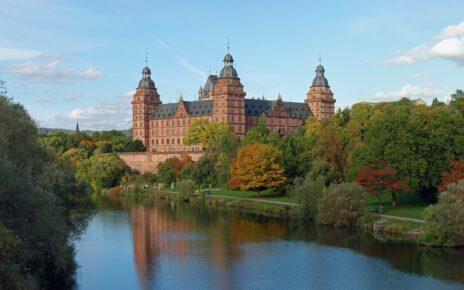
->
[[75, 200, 464, 290]]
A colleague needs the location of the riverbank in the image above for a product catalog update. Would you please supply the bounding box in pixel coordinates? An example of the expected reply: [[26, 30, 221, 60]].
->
[[150, 190, 424, 245]]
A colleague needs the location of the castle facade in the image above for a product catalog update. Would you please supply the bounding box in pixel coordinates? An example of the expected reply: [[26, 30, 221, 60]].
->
[[132, 52, 335, 153]]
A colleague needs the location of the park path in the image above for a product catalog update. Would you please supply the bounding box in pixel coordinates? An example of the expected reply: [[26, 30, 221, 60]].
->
[[373, 213, 424, 224]]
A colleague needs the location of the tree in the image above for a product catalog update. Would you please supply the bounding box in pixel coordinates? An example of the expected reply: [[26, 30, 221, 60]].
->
[[0, 89, 93, 289], [184, 119, 238, 186], [184, 119, 235, 150], [449, 89, 464, 114], [312, 126, 346, 180], [419, 180, 464, 246], [76, 154, 130, 192], [356, 163, 409, 211], [229, 144, 286, 196], [439, 158, 464, 192], [242, 115, 279, 146], [316, 183, 367, 227], [157, 155, 194, 186], [350, 100, 464, 202], [277, 126, 313, 179]]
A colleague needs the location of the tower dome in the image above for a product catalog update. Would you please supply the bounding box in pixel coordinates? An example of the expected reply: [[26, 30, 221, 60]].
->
[[219, 52, 238, 78], [311, 64, 329, 87], [138, 66, 156, 89]]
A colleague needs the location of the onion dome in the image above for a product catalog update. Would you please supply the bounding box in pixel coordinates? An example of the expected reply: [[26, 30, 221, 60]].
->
[[311, 64, 329, 87], [138, 66, 156, 89], [220, 53, 238, 78]]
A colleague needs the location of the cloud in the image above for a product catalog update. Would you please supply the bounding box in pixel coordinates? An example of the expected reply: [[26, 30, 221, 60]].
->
[[0, 47, 42, 61], [381, 20, 464, 66], [7, 55, 102, 84], [368, 84, 453, 103], [121, 89, 135, 98], [77, 68, 102, 80], [153, 36, 207, 80], [441, 20, 464, 38]]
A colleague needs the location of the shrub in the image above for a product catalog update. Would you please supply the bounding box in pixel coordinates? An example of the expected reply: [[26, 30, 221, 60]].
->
[[419, 180, 464, 246], [316, 182, 368, 227], [291, 175, 325, 219], [177, 180, 196, 196]]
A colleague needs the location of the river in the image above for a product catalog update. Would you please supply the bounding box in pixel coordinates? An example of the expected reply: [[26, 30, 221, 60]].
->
[[75, 200, 464, 290]]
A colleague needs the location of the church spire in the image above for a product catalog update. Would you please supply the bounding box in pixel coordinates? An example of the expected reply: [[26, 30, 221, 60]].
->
[[75, 121, 80, 133]]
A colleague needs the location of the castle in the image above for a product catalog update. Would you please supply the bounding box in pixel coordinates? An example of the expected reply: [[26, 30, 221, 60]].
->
[[132, 51, 335, 153]]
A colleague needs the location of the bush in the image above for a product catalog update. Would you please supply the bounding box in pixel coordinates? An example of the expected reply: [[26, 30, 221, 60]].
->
[[291, 175, 325, 219], [177, 180, 196, 196], [419, 180, 464, 246], [316, 182, 368, 227]]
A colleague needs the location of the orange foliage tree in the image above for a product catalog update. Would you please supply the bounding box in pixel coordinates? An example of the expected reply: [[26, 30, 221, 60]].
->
[[356, 163, 409, 211], [439, 158, 464, 192], [230, 144, 286, 196]]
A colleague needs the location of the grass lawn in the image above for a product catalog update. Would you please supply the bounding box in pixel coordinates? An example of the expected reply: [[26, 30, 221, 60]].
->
[[212, 188, 293, 203], [367, 195, 427, 220]]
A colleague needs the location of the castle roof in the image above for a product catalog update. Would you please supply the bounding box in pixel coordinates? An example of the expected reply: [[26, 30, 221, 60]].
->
[[220, 52, 238, 78], [152, 100, 213, 119], [198, 75, 218, 100], [151, 98, 312, 120], [311, 64, 329, 87], [245, 99, 312, 118], [138, 66, 156, 89]]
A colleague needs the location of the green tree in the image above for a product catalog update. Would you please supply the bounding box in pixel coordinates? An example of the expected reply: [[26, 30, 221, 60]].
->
[[0, 88, 93, 289], [449, 89, 464, 114], [419, 180, 464, 246], [243, 115, 280, 146], [316, 183, 368, 227]]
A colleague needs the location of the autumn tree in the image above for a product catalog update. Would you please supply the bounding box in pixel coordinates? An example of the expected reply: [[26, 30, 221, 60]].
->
[[230, 144, 286, 196], [157, 155, 194, 186], [439, 158, 464, 192], [356, 163, 409, 211]]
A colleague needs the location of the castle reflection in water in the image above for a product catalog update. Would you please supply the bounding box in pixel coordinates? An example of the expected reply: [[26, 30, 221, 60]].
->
[[130, 204, 287, 289]]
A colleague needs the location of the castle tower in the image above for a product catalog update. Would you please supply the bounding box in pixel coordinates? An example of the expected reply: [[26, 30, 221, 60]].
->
[[211, 52, 246, 139], [306, 64, 335, 120], [132, 66, 160, 147]]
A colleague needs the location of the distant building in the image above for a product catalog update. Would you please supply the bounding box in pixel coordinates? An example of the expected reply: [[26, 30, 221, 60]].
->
[[132, 51, 335, 153], [75, 122, 80, 133]]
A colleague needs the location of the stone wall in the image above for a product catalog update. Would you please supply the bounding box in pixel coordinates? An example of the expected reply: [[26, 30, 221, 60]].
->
[[118, 151, 204, 173]]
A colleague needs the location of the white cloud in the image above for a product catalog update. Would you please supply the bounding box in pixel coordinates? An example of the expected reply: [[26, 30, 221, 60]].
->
[[0, 47, 42, 61], [368, 84, 453, 103], [441, 21, 464, 38], [153, 36, 207, 80], [40, 89, 133, 130], [7, 55, 102, 84], [382, 20, 464, 66], [77, 68, 102, 80], [121, 89, 135, 98]]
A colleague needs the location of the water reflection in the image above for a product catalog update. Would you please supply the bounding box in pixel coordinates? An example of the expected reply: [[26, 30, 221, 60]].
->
[[78, 200, 464, 290]]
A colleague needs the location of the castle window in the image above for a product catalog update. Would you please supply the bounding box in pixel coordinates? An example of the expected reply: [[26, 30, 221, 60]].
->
[[161, 139, 164, 144], [156, 139, 159, 145], [167, 139, 169, 144], [151, 139, 154, 145], [177, 138, 180, 144]]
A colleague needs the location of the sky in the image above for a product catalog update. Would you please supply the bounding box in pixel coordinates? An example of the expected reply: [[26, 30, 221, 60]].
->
[[1, 0, 464, 130]]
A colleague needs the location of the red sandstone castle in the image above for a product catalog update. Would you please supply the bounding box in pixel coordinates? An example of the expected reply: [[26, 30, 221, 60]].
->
[[132, 52, 335, 153]]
